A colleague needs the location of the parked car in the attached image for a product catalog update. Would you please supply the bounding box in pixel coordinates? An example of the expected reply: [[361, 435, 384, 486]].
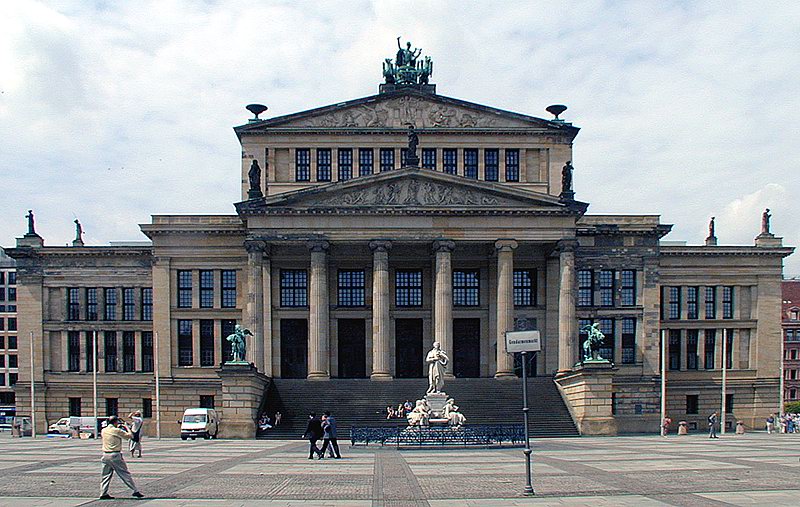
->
[[180, 408, 219, 440], [48, 416, 103, 437]]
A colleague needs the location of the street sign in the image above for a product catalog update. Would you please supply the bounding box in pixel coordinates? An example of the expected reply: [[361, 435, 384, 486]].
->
[[505, 330, 541, 353]]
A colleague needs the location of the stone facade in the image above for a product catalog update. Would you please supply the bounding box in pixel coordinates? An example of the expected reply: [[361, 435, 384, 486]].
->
[[0, 248, 17, 411], [782, 280, 800, 406], [5, 78, 793, 437]]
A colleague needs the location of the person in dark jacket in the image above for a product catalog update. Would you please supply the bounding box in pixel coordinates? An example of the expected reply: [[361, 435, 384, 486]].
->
[[303, 413, 323, 459], [320, 411, 342, 459]]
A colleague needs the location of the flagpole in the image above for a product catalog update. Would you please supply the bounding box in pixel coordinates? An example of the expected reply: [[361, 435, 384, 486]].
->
[[779, 327, 785, 423], [29, 331, 36, 438], [154, 331, 161, 440], [721, 329, 727, 435], [93, 330, 98, 434], [660, 329, 666, 436]]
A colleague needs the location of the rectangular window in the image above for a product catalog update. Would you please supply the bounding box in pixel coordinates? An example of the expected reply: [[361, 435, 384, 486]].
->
[[104, 331, 117, 372], [105, 398, 118, 416], [8, 355, 16, 368], [338, 270, 365, 307], [104, 288, 117, 320], [200, 319, 215, 367], [484, 149, 499, 181], [221, 270, 236, 308], [577, 270, 593, 306], [668, 286, 681, 319], [722, 286, 734, 319], [379, 148, 395, 172], [86, 288, 98, 321], [443, 149, 457, 175], [141, 288, 153, 321], [464, 149, 478, 179], [513, 269, 536, 306], [669, 329, 681, 370], [221, 319, 236, 363], [505, 149, 520, 181], [0, 288, 3, 301], [7, 318, 15, 331], [8, 272, 15, 285], [725, 329, 734, 369], [122, 331, 135, 372], [599, 270, 615, 307], [620, 270, 636, 306], [86, 332, 95, 372], [68, 331, 80, 372], [598, 318, 615, 360], [199, 395, 215, 409], [122, 288, 135, 320], [295, 148, 311, 181], [395, 270, 423, 307], [705, 286, 716, 319], [401, 148, 409, 166], [141, 332, 153, 373], [338, 148, 353, 181], [704, 329, 716, 369], [453, 270, 480, 307], [177, 270, 192, 308], [621, 318, 636, 364], [7, 288, 15, 302], [280, 270, 307, 307], [67, 288, 80, 320], [317, 148, 332, 181], [142, 398, 152, 418], [686, 395, 699, 415], [9, 373, 17, 386], [178, 320, 193, 366], [687, 287, 699, 319], [69, 397, 82, 417], [725, 393, 734, 413], [686, 329, 699, 370], [422, 148, 436, 169], [358, 148, 373, 176], [200, 270, 214, 308]]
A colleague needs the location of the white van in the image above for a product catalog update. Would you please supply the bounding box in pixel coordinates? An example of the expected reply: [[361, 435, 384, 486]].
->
[[48, 417, 101, 437], [180, 408, 219, 440]]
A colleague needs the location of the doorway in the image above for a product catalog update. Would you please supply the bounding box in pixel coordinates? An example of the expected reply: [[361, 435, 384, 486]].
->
[[280, 319, 308, 378], [453, 318, 481, 377], [338, 319, 366, 378], [395, 319, 424, 378]]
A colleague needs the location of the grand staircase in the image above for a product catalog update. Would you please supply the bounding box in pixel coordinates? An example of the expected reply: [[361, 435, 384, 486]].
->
[[256, 377, 579, 439]]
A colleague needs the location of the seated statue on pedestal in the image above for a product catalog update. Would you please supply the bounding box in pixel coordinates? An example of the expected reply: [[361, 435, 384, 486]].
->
[[406, 399, 431, 427], [442, 398, 466, 427]]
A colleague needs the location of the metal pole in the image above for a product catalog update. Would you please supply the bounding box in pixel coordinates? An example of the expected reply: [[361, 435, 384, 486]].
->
[[29, 331, 35, 438], [154, 331, 161, 439], [721, 328, 727, 435], [779, 326, 785, 423], [660, 329, 666, 436], [93, 330, 98, 435], [521, 351, 534, 495]]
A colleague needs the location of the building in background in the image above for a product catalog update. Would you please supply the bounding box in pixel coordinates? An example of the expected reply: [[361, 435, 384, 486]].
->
[[5, 43, 794, 437], [782, 279, 800, 406], [0, 248, 18, 426]]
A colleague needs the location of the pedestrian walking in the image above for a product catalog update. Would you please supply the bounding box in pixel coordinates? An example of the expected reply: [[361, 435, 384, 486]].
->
[[99, 415, 144, 500], [128, 411, 143, 458], [320, 411, 342, 459], [661, 416, 672, 437], [303, 412, 323, 459], [708, 411, 719, 439], [766, 414, 775, 434]]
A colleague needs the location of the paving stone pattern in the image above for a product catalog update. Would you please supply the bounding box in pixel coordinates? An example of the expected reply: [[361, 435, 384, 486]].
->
[[0, 433, 798, 506]]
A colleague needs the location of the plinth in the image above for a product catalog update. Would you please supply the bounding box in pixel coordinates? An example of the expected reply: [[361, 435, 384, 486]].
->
[[217, 362, 270, 438]]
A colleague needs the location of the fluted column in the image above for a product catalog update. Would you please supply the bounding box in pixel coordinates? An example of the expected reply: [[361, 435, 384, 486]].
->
[[557, 240, 578, 372], [495, 239, 518, 378], [370, 240, 392, 379], [245, 240, 267, 371], [308, 241, 330, 379], [433, 239, 455, 377]]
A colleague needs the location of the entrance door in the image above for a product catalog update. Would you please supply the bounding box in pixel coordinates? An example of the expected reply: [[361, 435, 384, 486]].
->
[[338, 319, 366, 378], [395, 319, 423, 378], [453, 318, 481, 377], [280, 319, 308, 378]]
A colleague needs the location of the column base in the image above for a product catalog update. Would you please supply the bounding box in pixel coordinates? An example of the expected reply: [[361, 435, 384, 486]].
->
[[370, 373, 393, 381], [494, 371, 517, 380], [307, 372, 331, 380]]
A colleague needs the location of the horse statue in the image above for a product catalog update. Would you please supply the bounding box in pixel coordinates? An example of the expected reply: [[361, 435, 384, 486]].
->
[[580, 322, 606, 362]]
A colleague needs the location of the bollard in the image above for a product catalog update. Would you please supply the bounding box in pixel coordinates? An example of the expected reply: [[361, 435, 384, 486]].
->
[[677, 421, 688, 435]]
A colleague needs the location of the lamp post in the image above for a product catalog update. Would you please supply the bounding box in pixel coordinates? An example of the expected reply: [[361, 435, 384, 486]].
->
[[93, 330, 98, 434], [154, 331, 161, 439], [29, 331, 35, 438], [721, 329, 728, 435], [660, 329, 666, 436]]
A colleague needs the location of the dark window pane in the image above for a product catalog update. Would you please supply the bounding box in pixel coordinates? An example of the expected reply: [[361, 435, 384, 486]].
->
[[104, 331, 117, 372], [705, 286, 716, 319], [505, 149, 520, 181], [280, 270, 308, 307], [338, 270, 365, 307], [123, 288, 135, 320], [577, 270, 593, 306], [122, 331, 135, 372], [104, 288, 117, 320], [379, 148, 395, 172], [317, 148, 332, 181], [395, 270, 423, 307], [200, 319, 215, 366], [178, 270, 192, 308], [621, 270, 636, 306], [200, 270, 214, 308], [687, 286, 699, 319], [68, 331, 80, 372], [599, 270, 614, 307], [453, 270, 480, 307], [338, 149, 353, 181], [295, 148, 311, 181], [67, 288, 80, 320], [141, 288, 153, 321], [722, 286, 734, 319], [141, 332, 153, 372], [513, 269, 536, 306], [484, 149, 499, 181], [358, 148, 373, 176], [221, 270, 237, 308], [422, 148, 436, 169], [668, 286, 681, 319], [686, 329, 699, 370], [669, 329, 681, 370], [178, 320, 193, 366], [443, 149, 457, 174], [86, 288, 98, 321], [464, 149, 478, 179], [705, 329, 716, 369]]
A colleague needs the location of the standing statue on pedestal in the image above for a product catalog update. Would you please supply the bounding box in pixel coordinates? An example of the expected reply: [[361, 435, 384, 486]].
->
[[426, 341, 449, 393], [761, 208, 771, 234], [225, 325, 252, 363], [562, 161, 573, 193], [396, 37, 421, 67], [248, 160, 263, 199], [26, 210, 36, 235], [580, 323, 607, 362]]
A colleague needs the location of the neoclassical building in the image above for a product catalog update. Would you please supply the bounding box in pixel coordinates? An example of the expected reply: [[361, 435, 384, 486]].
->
[[8, 47, 793, 436]]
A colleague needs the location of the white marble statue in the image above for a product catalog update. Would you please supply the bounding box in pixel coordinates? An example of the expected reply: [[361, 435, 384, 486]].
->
[[443, 398, 466, 427], [407, 399, 430, 427], [426, 341, 449, 394]]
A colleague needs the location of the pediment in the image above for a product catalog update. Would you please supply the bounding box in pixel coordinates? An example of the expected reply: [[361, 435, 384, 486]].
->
[[238, 169, 583, 214], [236, 90, 573, 131]]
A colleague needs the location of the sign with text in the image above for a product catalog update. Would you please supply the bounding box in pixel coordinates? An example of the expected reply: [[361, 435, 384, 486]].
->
[[505, 330, 541, 353]]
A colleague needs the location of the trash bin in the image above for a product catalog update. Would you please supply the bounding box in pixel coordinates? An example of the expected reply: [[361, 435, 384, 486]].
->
[[678, 421, 688, 435], [735, 421, 745, 434]]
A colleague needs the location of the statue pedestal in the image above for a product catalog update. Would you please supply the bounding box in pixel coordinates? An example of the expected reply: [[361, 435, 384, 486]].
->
[[555, 363, 617, 436], [425, 392, 448, 419], [755, 233, 782, 247], [217, 363, 270, 438]]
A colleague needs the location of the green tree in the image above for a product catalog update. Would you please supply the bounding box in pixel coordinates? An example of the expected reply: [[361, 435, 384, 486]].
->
[[784, 401, 800, 413]]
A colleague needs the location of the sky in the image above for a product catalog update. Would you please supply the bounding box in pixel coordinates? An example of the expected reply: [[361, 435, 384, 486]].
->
[[1, 0, 798, 274]]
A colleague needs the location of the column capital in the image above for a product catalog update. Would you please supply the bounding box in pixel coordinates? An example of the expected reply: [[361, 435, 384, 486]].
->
[[556, 239, 579, 254], [369, 240, 392, 253], [308, 240, 330, 253], [432, 239, 455, 253], [244, 239, 269, 255], [494, 239, 518, 252]]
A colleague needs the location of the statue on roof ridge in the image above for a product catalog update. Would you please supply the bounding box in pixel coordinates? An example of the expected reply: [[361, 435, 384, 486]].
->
[[383, 37, 433, 87]]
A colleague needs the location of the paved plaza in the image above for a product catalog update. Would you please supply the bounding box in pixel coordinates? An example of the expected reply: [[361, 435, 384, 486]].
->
[[0, 432, 798, 506]]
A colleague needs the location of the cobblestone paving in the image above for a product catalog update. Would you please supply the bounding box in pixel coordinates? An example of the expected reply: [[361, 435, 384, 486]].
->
[[0, 432, 798, 505]]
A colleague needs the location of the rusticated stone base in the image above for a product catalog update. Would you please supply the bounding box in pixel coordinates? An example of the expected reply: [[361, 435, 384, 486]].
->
[[218, 363, 270, 439], [555, 364, 618, 436]]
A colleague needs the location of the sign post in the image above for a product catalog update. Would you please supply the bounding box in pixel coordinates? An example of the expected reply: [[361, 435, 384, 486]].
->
[[505, 330, 541, 496]]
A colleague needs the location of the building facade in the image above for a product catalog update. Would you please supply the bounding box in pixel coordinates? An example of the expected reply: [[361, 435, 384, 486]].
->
[[0, 248, 18, 419], [782, 279, 800, 405], [7, 50, 793, 436]]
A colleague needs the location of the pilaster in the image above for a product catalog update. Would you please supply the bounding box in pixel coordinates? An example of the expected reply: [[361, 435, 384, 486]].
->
[[308, 240, 330, 379], [433, 239, 455, 377], [495, 239, 517, 378], [370, 240, 392, 379]]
